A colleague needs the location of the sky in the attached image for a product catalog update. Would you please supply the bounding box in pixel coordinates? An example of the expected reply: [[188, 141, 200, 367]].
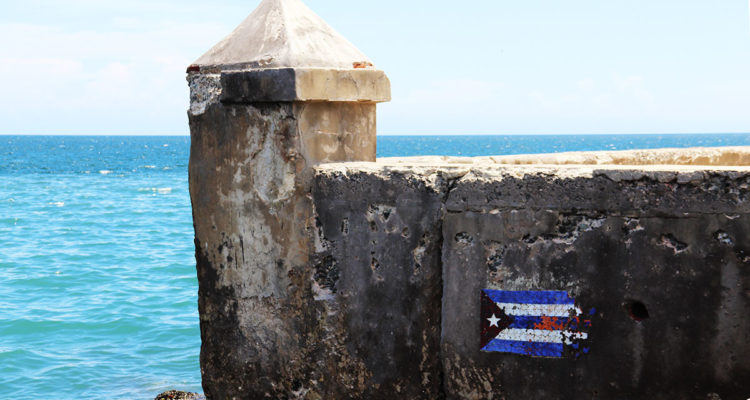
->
[[1, 0, 749, 135]]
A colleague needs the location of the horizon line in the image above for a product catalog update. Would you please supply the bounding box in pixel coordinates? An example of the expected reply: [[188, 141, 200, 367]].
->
[[2, 132, 750, 137]]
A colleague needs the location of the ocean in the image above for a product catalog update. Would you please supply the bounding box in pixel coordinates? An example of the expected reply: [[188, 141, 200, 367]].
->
[[2, 133, 749, 399]]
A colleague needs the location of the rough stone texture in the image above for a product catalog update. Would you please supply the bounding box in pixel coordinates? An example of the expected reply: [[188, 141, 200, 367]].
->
[[220, 68, 298, 103], [220, 69, 391, 103], [297, 102, 377, 164], [189, 92, 383, 398], [155, 390, 205, 400], [189, 108, 444, 397], [190, 99, 307, 399], [187, 74, 377, 164], [440, 169, 750, 400], [314, 158, 750, 400], [310, 168, 450, 398]]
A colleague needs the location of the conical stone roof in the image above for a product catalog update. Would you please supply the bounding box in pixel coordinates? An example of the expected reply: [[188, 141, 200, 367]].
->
[[193, 0, 374, 71]]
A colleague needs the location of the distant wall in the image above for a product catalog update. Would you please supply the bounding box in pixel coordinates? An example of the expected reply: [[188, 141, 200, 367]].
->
[[479, 146, 750, 166]]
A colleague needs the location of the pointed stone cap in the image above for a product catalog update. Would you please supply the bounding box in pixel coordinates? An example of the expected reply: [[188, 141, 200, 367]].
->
[[187, 0, 390, 103], [193, 0, 373, 71]]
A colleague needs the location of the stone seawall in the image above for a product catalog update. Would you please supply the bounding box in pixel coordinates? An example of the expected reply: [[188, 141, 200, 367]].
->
[[306, 152, 750, 399], [184, 2, 749, 398], [189, 133, 750, 398], [184, 1, 750, 396]]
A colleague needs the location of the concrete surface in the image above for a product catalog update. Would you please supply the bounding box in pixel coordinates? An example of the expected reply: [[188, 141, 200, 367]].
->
[[307, 159, 750, 399], [188, 95, 382, 399], [310, 170, 448, 397], [219, 68, 390, 103], [191, 109, 750, 399], [487, 146, 750, 166], [192, 0, 375, 72]]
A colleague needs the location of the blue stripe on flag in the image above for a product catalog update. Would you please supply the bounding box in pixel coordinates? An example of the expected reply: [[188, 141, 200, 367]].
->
[[482, 339, 564, 357], [483, 289, 575, 305], [508, 316, 570, 330]]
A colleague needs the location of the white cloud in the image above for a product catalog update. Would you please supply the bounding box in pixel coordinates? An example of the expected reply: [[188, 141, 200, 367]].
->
[[399, 79, 505, 106], [0, 21, 229, 133], [525, 74, 657, 120], [380, 70, 750, 135]]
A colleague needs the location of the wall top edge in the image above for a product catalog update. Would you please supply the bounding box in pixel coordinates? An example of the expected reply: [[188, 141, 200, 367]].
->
[[316, 146, 750, 174], [215, 67, 391, 103], [187, 65, 382, 74]]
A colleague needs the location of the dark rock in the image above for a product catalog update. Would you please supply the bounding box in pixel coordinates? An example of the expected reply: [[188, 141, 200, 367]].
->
[[154, 390, 204, 400]]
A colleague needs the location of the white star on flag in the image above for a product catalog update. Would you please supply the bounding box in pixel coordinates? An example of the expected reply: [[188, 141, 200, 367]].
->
[[487, 314, 501, 327]]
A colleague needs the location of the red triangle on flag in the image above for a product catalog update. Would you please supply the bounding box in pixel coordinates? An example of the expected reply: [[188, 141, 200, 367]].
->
[[480, 290, 514, 349]]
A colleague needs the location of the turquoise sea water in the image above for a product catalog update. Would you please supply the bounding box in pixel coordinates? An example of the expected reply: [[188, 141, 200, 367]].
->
[[2, 133, 749, 399]]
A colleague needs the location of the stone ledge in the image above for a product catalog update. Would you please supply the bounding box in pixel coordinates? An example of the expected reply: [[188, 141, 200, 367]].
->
[[364, 146, 750, 167], [317, 146, 750, 179], [218, 68, 390, 103], [315, 147, 750, 217]]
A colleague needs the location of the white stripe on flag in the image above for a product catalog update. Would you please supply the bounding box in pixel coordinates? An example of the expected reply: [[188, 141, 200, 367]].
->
[[496, 302, 582, 317], [495, 328, 589, 344]]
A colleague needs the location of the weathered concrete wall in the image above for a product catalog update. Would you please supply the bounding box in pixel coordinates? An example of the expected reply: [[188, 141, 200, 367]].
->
[[311, 157, 750, 400], [439, 166, 750, 400], [311, 169, 450, 397], [189, 98, 310, 398], [188, 75, 381, 398], [191, 122, 750, 398]]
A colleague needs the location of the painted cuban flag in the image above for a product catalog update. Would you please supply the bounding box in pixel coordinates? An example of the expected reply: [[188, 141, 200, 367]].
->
[[480, 289, 592, 358]]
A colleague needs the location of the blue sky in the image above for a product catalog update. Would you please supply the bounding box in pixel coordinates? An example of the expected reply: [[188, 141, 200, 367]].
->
[[1, 0, 749, 135]]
